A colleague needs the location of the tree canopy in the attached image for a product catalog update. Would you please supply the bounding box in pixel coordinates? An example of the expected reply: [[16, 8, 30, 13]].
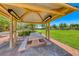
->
[[0, 16, 10, 31]]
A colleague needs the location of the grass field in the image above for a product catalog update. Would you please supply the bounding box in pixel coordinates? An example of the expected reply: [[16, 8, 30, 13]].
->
[[36, 30, 79, 50]]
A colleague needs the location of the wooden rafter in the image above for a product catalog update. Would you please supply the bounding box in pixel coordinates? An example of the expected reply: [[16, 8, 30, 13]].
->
[[53, 3, 78, 10], [0, 10, 10, 18], [0, 4, 11, 18], [20, 12, 31, 19], [62, 3, 78, 10], [0, 4, 10, 15], [36, 12, 44, 21]]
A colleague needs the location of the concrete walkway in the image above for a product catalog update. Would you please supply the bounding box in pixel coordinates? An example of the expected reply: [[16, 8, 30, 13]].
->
[[0, 35, 9, 44], [49, 38, 79, 56], [0, 37, 71, 56], [0, 33, 78, 56], [17, 39, 71, 56]]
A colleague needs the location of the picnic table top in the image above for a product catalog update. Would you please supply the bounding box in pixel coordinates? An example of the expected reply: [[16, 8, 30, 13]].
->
[[29, 32, 45, 41]]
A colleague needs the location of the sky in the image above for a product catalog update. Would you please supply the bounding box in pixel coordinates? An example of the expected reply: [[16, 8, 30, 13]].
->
[[50, 3, 79, 26]]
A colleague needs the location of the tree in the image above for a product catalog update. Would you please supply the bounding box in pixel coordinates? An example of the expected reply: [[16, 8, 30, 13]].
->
[[41, 24, 46, 29], [59, 23, 68, 30], [70, 24, 79, 30], [0, 16, 10, 31], [28, 24, 36, 32], [51, 24, 57, 30]]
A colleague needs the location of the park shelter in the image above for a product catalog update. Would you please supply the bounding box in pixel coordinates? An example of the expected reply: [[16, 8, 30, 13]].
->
[[0, 3, 78, 48]]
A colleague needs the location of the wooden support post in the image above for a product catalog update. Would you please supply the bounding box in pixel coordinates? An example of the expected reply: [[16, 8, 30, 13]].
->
[[46, 24, 48, 39], [9, 16, 17, 48], [13, 17, 17, 47], [9, 16, 14, 48], [48, 23, 50, 40]]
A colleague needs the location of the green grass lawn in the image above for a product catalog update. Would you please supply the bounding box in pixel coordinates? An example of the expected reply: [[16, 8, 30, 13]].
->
[[36, 30, 79, 50]]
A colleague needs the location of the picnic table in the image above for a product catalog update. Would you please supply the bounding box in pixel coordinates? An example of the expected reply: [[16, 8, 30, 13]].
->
[[29, 32, 45, 41]]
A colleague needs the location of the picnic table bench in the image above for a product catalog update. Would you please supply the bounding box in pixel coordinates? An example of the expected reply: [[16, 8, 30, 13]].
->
[[18, 36, 29, 52]]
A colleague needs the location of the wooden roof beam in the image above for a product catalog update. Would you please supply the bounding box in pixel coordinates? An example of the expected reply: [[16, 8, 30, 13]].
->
[[0, 11, 9, 17], [21, 21, 46, 24], [0, 4, 10, 16], [58, 3, 78, 10]]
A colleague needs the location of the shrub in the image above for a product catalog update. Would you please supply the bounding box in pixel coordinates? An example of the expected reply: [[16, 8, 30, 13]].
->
[[18, 30, 32, 36]]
